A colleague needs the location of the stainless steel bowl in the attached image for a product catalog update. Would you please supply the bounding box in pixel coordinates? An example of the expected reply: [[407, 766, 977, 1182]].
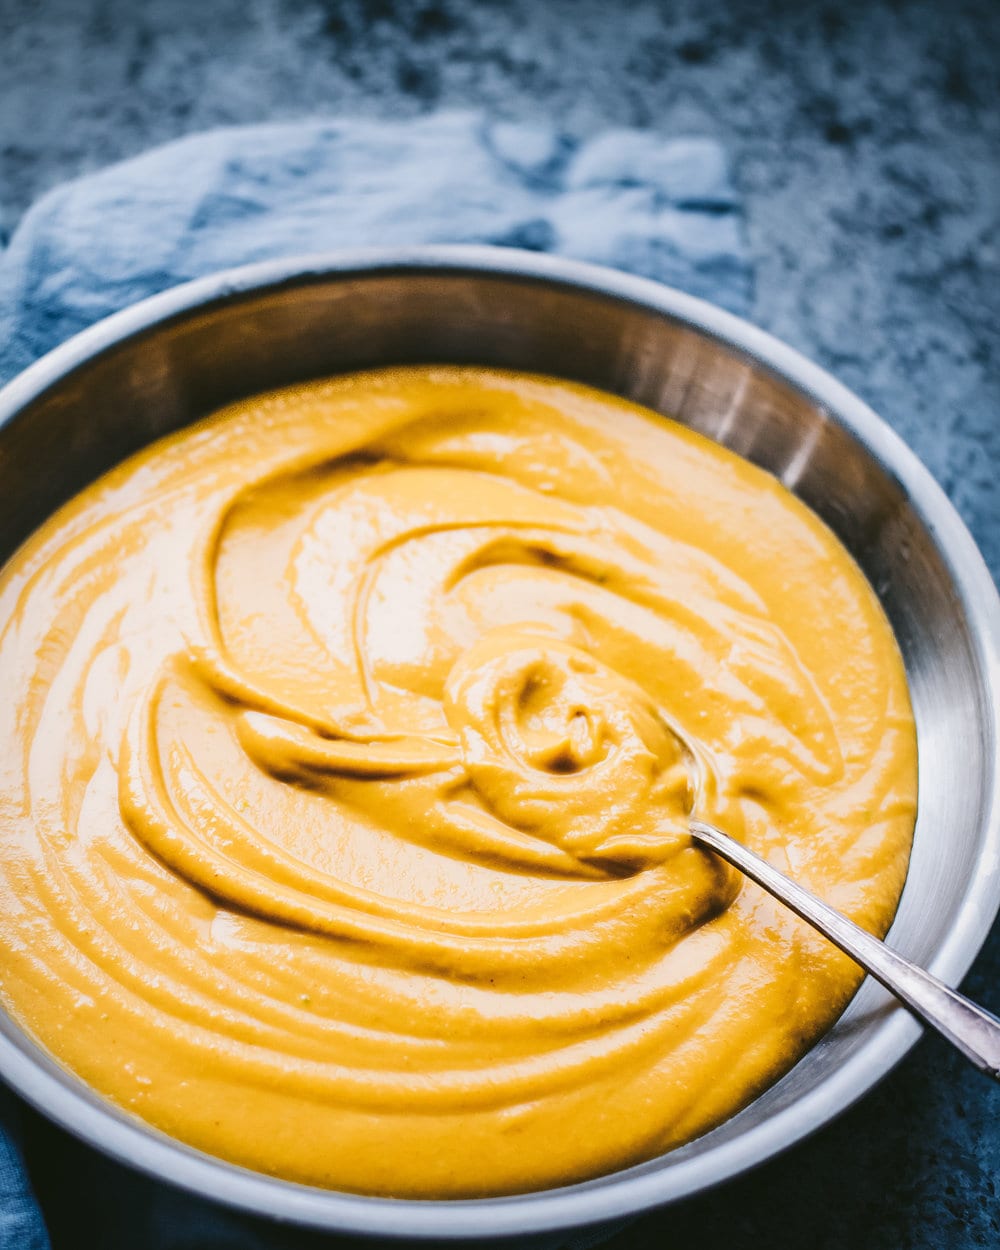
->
[[0, 247, 997, 1241]]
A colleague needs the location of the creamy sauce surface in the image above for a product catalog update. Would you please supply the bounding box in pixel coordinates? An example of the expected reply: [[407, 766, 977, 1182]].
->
[[0, 368, 917, 1196]]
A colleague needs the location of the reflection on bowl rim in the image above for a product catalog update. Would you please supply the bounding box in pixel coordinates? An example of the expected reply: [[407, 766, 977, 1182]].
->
[[0, 247, 997, 1241]]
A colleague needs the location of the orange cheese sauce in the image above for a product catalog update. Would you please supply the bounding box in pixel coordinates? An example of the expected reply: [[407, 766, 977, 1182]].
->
[[0, 368, 917, 1196]]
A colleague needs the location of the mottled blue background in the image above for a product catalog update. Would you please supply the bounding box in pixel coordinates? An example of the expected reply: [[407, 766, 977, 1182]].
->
[[0, 2, 998, 1248]]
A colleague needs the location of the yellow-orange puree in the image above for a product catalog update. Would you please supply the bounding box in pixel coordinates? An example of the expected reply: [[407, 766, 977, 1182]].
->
[[0, 368, 917, 1196]]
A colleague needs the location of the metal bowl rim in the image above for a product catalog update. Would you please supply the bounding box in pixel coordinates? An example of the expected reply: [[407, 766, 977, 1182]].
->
[[0, 245, 997, 1240]]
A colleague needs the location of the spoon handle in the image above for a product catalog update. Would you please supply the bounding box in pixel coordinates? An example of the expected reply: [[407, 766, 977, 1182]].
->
[[690, 820, 1000, 1081]]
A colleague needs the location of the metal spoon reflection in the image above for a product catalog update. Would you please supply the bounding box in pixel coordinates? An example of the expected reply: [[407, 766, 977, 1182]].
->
[[690, 819, 1000, 1081]]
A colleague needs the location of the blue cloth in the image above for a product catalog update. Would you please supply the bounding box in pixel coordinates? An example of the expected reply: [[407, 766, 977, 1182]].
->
[[0, 113, 750, 383], [0, 113, 749, 1249], [0, 1090, 47, 1250]]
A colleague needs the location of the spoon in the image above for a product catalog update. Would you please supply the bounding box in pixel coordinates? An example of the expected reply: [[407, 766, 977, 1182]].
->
[[690, 819, 1000, 1081]]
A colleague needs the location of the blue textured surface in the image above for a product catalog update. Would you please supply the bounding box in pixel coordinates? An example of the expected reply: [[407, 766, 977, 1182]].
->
[[0, 2, 997, 1247]]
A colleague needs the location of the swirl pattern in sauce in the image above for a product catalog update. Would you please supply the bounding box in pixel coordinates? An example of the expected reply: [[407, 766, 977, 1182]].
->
[[0, 368, 917, 1196]]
